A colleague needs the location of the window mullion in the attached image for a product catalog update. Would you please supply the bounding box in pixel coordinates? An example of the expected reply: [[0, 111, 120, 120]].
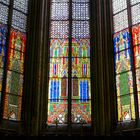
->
[[68, 0, 73, 127]]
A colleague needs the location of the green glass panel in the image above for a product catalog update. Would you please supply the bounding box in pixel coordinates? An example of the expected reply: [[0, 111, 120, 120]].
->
[[9, 94, 18, 105], [6, 71, 23, 95], [8, 49, 24, 73], [116, 71, 133, 97], [121, 94, 130, 106]]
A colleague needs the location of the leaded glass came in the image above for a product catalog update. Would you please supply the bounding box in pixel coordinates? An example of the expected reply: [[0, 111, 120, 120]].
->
[[0, 0, 29, 121], [112, 0, 140, 122], [48, 0, 91, 125]]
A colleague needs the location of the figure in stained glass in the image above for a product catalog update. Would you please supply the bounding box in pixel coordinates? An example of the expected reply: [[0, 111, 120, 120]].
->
[[114, 30, 130, 53]]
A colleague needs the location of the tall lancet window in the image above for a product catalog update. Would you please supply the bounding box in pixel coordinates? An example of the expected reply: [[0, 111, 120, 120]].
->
[[112, 0, 140, 122], [48, 0, 91, 125], [0, 0, 29, 121]]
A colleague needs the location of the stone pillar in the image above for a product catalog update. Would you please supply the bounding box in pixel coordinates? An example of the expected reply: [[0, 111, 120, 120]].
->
[[23, 0, 50, 136]]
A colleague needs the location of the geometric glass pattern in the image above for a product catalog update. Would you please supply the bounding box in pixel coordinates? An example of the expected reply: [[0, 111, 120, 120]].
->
[[72, 3, 89, 20], [0, 3, 9, 24], [0, 0, 10, 5], [50, 21, 69, 39], [51, 3, 69, 20], [131, 0, 140, 5], [113, 10, 129, 33], [1, 0, 29, 121], [131, 4, 140, 25], [112, 0, 127, 14], [72, 21, 90, 38], [48, 0, 91, 125], [12, 10, 27, 32], [13, 0, 29, 14], [112, 0, 140, 121]]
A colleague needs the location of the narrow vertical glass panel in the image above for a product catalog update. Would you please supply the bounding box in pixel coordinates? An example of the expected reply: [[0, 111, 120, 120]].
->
[[113, 30, 130, 53], [49, 78, 68, 100], [134, 45, 140, 68], [136, 69, 140, 91], [71, 100, 91, 124], [3, 94, 22, 121], [132, 24, 140, 46], [0, 68, 4, 91], [48, 100, 68, 124], [72, 39, 90, 57], [115, 49, 132, 74], [13, 0, 29, 14], [7, 49, 24, 73], [72, 0, 89, 2], [131, 4, 140, 25], [117, 94, 135, 121], [116, 71, 135, 121], [48, 0, 91, 125], [49, 58, 68, 78], [50, 21, 69, 38], [0, 46, 6, 68], [112, 0, 127, 14], [50, 39, 69, 57], [72, 3, 89, 20], [0, 0, 10, 5], [6, 71, 23, 96], [72, 21, 90, 38], [51, 3, 69, 20], [131, 0, 140, 5], [12, 10, 27, 32], [113, 10, 128, 33], [72, 58, 90, 78], [0, 4, 9, 24], [72, 78, 91, 100], [0, 24, 7, 68]]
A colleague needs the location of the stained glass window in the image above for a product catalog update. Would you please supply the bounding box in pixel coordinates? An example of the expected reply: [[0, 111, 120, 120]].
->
[[0, 0, 29, 121], [112, 0, 140, 122], [48, 0, 91, 125], [0, 0, 9, 106]]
